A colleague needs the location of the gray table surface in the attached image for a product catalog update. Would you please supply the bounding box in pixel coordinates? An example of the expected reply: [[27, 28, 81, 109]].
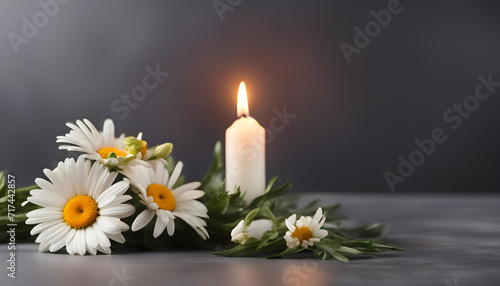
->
[[1, 193, 499, 286]]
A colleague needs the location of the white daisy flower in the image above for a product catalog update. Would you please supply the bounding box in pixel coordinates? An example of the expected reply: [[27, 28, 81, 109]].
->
[[24, 157, 135, 255], [231, 219, 274, 245], [122, 161, 209, 239], [56, 118, 172, 169], [284, 207, 328, 249]]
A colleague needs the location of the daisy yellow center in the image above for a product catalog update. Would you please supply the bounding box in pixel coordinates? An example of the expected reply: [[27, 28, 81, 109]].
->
[[147, 184, 176, 211], [63, 195, 99, 229], [97, 147, 128, 159], [291, 226, 313, 243]]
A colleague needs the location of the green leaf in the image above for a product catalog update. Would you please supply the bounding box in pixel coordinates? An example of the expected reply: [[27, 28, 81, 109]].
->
[[314, 244, 349, 262], [213, 238, 261, 257], [0, 171, 5, 190], [343, 223, 386, 238], [165, 156, 177, 173], [0, 171, 5, 197], [207, 192, 230, 216], [267, 231, 279, 241], [243, 208, 260, 230], [256, 230, 282, 250], [247, 179, 292, 209], [0, 182, 40, 243], [267, 247, 304, 259], [263, 206, 278, 225], [265, 175, 278, 194], [200, 141, 223, 190], [370, 241, 404, 251], [338, 246, 362, 255]]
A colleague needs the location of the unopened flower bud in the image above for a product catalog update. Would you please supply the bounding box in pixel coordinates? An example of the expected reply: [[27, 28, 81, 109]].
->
[[153, 143, 173, 159], [124, 136, 147, 156]]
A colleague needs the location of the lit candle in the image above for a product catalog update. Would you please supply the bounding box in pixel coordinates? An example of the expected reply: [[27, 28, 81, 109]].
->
[[225, 82, 266, 202]]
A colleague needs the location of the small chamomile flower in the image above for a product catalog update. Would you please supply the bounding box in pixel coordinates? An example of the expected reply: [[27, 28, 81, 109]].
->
[[284, 207, 328, 249]]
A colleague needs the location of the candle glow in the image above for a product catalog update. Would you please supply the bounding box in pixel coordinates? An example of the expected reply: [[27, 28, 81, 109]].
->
[[237, 82, 249, 117]]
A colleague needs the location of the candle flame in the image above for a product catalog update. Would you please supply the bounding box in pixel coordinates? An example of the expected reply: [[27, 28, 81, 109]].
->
[[237, 82, 249, 117]]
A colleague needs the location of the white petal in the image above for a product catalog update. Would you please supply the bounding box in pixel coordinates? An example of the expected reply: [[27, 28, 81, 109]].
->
[[35, 178, 70, 201], [27, 190, 66, 209], [30, 220, 61, 235], [98, 171, 119, 198], [49, 234, 68, 253], [87, 161, 107, 198], [87, 244, 97, 255], [167, 161, 183, 189], [166, 218, 175, 236], [313, 207, 323, 223], [75, 229, 87, 255], [174, 213, 209, 239], [108, 232, 126, 244], [97, 244, 112, 255], [26, 209, 62, 224], [73, 157, 90, 196], [318, 215, 326, 228], [284, 233, 294, 242], [231, 220, 245, 238], [38, 242, 50, 253], [83, 118, 102, 144], [285, 214, 296, 231], [100, 204, 135, 218], [95, 216, 123, 234], [102, 195, 133, 208], [156, 210, 171, 225], [92, 227, 111, 248], [102, 119, 116, 144], [97, 181, 129, 208], [171, 182, 201, 196], [153, 217, 168, 238], [85, 226, 99, 249], [131, 209, 155, 231], [174, 200, 208, 217], [314, 229, 328, 239], [65, 228, 78, 255], [174, 190, 205, 203], [75, 120, 98, 150], [36, 223, 69, 244]]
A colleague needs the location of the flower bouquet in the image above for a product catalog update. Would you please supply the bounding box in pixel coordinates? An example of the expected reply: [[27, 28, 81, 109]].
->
[[0, 119, 402, 260]]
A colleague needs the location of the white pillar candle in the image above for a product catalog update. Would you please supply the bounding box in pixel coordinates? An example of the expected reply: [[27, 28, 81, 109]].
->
[[226, 82, 266, 202]]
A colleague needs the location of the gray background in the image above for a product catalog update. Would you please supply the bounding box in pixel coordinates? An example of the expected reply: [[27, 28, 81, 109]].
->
[[1, 0, 499, 193]]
